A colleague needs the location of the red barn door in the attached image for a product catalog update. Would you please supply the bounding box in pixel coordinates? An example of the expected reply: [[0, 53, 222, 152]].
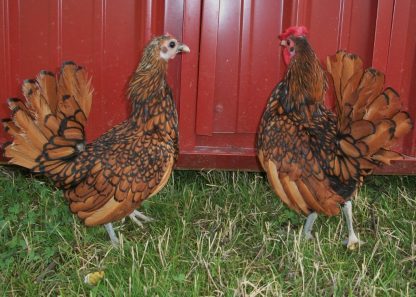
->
[[0, 0, 415, 173], [177, 0, 284, 169]]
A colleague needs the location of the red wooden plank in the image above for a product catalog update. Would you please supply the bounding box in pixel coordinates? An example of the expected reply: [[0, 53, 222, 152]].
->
[[211, 0, 242, 133], [337, 0, 378, 67], [101, 0, 138, 129], [375, 159, 416, 175], [344, 0, 377, 66], [237, 0, 283, 133], [5, 0, 19, 98], [192, 1, 286, 150], [143, 0, 165, 42], [164, 0, 185, 113], [196, 133, 256, 149], [178, 0, 202, 150], [195, 0, 219, 136], [177, 152, 416, 175], [58, 0, 102, 141], [0, 0, 11, 127], [372, 0, 394, 72], [17, 0, 55, 75], [176, 150, 260, 171], [338, 0, 353, 49], [295, 0, 341, 60], [385, 0, 416, 156], [401, 1, 416, 156]]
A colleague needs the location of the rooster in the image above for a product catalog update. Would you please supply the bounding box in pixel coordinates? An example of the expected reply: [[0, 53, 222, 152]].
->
[[2, 35, 190, 245], [257, 26, 413, 249]]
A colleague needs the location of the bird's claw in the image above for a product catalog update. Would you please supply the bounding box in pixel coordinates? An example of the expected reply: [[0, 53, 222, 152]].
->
[[343, 235, 364, 250], [128, 210, 154, 228]]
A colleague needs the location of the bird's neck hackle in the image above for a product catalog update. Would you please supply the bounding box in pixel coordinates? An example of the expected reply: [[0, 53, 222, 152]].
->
[[127, 37, 168, 118], [283, 38, 327, 112], [126, 44, 178, 142], [128, 58, 167, 103]]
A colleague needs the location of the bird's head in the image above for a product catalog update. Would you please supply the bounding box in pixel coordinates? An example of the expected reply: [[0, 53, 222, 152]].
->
[[278, 26, 309, 65], [145, 34, 190, 62], [129, 34, 190, 103]]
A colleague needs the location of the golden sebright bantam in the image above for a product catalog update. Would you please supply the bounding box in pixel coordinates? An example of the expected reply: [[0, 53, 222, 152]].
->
[[2, 35, 190, 245], [257, 26, 413, 249]]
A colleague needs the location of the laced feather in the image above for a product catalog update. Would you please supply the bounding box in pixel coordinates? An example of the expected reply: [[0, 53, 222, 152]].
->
[[3, 62, 92, 173]]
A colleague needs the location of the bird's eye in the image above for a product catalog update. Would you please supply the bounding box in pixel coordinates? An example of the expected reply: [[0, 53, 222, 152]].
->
[[286, 40, 291, 46], [169, 41, 176, 48]]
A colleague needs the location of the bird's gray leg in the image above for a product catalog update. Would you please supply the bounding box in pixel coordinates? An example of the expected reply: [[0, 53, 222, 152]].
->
[[128, 210, 154, 228], [303, 212, 318, 240], [104, 223, 119, 246], [342, 201, 363, 250]]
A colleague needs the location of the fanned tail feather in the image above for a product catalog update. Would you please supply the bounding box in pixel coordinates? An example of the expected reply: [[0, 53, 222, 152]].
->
[[2, 62, 93, 184], [327, 51, 413, 179]]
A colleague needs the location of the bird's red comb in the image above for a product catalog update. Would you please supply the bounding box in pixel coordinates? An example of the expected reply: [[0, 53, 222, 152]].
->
[[278, 26, 308, 40]]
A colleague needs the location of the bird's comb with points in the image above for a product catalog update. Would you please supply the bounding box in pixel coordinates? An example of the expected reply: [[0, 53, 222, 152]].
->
[[279, 26, 308, 40]]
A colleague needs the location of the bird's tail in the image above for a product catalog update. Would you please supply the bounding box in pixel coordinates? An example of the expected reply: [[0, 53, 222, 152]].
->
[[327, 51, 413, 180], [2, 62, 93, 187]]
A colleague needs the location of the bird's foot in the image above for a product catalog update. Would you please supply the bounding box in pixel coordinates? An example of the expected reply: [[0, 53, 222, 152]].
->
[[303, 212, 318, 241], [104, 223, 120, 246], [343, 234, 364, 250], [304, 231, 315, 241], [128, 210, 154, 228], [341, 201, 364, 250]]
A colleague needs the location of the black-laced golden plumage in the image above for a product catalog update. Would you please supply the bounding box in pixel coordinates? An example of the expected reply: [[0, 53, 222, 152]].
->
[[257, 26, 413, 249], [2, 35, 190, 244]]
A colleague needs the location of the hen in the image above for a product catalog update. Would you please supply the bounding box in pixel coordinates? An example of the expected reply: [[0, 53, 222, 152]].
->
[[257, 26, 413, 249], [2, 35, 190, 245]]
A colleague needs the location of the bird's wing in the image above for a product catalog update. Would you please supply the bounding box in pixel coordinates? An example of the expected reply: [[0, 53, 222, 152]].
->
[[258, 94, 344, 216], [64, 127, 175, 226]]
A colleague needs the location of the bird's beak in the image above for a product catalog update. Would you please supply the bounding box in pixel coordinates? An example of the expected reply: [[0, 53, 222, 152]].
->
[[177, 43, 190, 53], [280, 40, 287, 47]]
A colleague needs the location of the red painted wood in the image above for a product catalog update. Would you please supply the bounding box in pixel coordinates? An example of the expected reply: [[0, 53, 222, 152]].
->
[[372, 0, 416, 156], [0, 0, 168, 143], [181, 0, 286, 157], [383, 0, 416, 156], [195, 0, 219, 136], [164, 0, 184, 113], [177, 0, 415, 172], [178, 0, 201, 151], [237, 0, 283, 133], [0, 0, 9, 122], [212, 0, 242, 133], [375, 159, 416, 175], [0, 0, 415, 173], [176, 150, 260, 171], [341, 0, 378, 66], [372, 0, 394, 72], [179, 155, 416, 174]]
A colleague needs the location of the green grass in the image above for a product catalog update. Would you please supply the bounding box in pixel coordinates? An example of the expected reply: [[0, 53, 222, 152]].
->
[[0, 166, 415, 296]]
